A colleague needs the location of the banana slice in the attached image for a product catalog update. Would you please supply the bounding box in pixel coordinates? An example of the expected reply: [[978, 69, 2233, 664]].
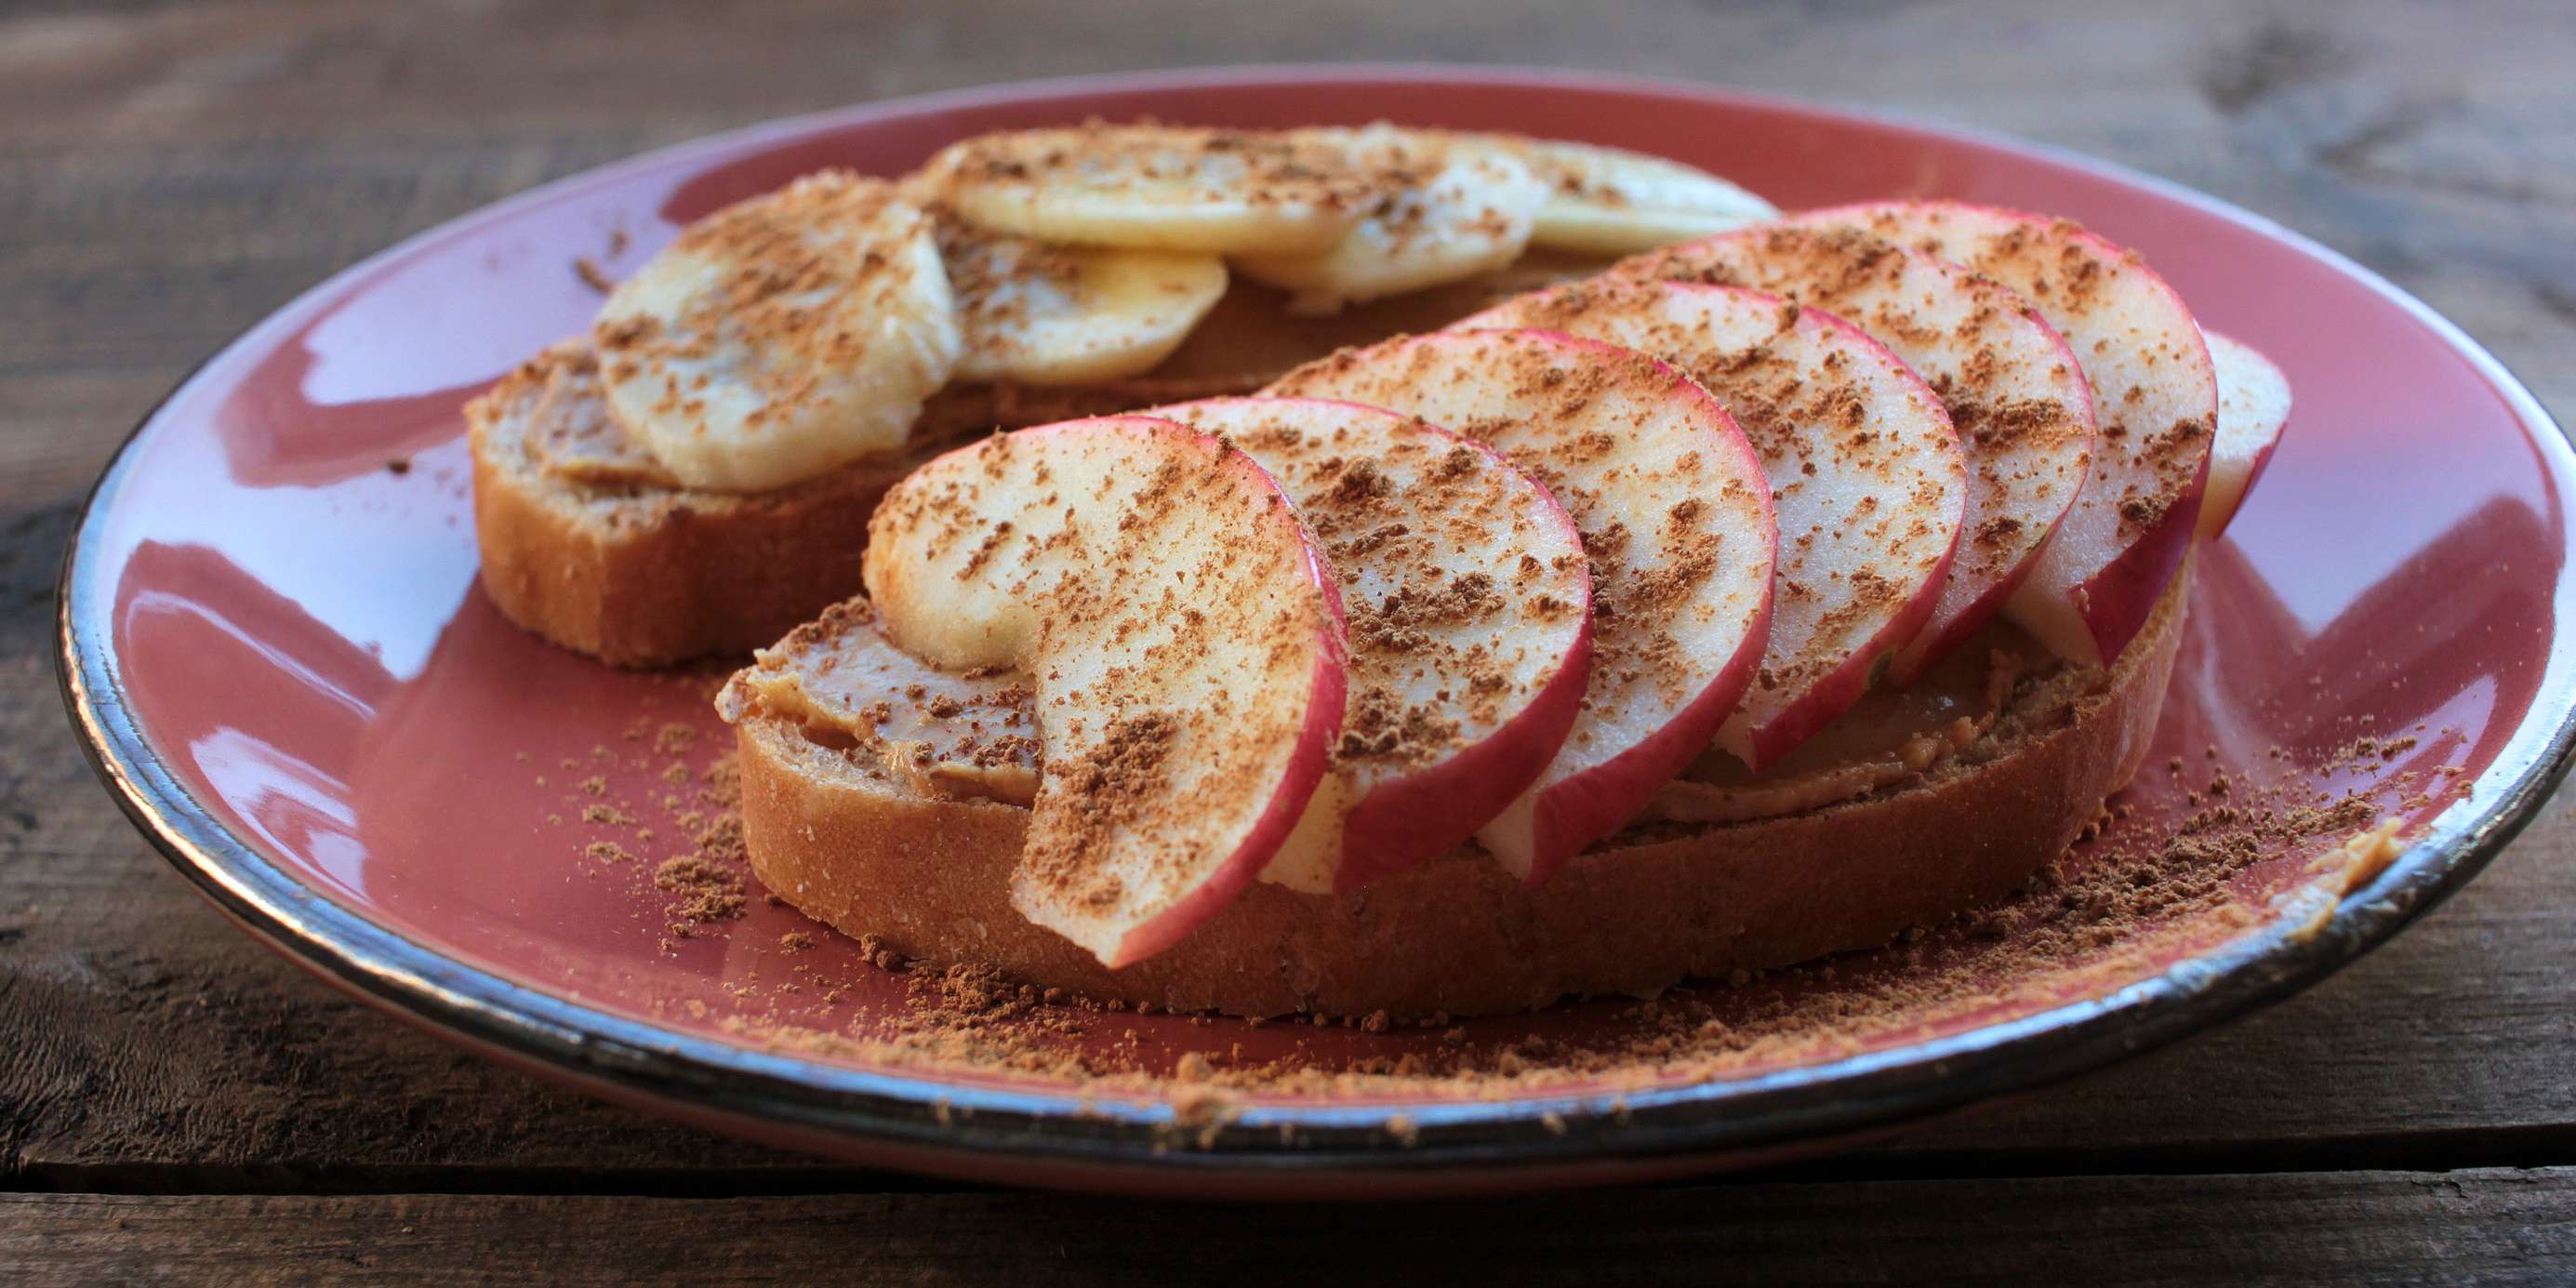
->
[[923, 124, 1383, 256], [936, 215, 1228, 386], [1505, 137, 1777, 255], [1232, 126, 1547, 313], [593, 171, 961, 493]]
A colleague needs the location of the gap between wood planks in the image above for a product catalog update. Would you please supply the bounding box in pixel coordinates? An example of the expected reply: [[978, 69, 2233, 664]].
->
[[1, 1169, 2570, 1286], [11, 1123, 2576, 1200]]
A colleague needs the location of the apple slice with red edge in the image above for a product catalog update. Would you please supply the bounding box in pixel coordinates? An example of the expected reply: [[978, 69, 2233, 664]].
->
[[1617, 223, 2096, 685], [1269, 328, 1774, 883], [1145, 396, 1593, 893], [2199, 330, 2291, 540], [1794, 201, 2217, 668], [1460, 279, 1965, 769], [863, 415, 1348, 967]]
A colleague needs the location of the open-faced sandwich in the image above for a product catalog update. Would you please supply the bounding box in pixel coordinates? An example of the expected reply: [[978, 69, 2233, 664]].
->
[[470, 122, 2292, 1018]]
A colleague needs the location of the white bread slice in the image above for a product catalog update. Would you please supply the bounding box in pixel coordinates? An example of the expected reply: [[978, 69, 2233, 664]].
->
[[465, 341, 1261, 666], [720, 564, 2185, 1019]]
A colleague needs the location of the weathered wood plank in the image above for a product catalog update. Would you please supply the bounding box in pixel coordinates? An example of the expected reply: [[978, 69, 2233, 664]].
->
[[3, 0, 2573, 1195], [5, 1169, 2573, 1286], [0, 0, 2569, 517]]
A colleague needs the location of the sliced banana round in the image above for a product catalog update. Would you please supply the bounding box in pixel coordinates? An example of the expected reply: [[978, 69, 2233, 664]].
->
[[1232, 126, 1548, 314], [593, 171, 961, 493], [922, 124, 1383, 256], [1503, 137, 1778, 256], [935, 214, 1228, 387]]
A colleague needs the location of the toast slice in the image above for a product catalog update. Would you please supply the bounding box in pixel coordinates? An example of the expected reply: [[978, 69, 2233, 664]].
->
[[467, 249, 1610, 668], [464, 341, 1261, 666], [717, 564, 2186, 1019]]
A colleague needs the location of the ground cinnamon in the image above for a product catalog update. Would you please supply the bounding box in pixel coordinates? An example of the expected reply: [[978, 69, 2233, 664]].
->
[[569, 691, 2465, 1140]]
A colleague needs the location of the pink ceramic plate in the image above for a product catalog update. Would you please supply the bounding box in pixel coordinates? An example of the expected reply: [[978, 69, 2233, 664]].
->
[[58, 67, 2576, 1199]]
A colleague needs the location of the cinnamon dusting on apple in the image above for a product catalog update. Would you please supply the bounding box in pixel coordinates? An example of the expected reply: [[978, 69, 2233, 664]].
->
[[1460, 278, 1961, 765], [863, 417, 1346, 963], [1829, 201, 2213, 564], [1614, 222, 2093, 678], [1027, 710, 1180, 912], [1266, 327, 1775, 876]]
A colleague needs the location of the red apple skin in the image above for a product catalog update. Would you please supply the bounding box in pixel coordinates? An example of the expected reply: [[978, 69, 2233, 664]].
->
[[1148, 395, 1596, 895], [878, 416, 1351, 969], [1288, 328, 1777, 883], [1801, 200, 2215, 670], [2070, 445, 2207, 668], [1326, 414, 1594, 892], [1106, 607, 1344, 965], [2198, 330, 2294, 540], [1698, 290, 1960, 769], [1087, 418, 1351, 967], [1512, 572, 1767, 876], [1514, 337, 1772, 878], [2223, 439, 2283, 535], [1622, 221, 2098, 689], [1335, 606, 1593, 892], [1458, 285, 1962, 773], [1879, 306, 2092, 686]]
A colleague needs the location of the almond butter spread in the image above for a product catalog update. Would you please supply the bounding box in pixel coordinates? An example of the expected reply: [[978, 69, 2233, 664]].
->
[[720, 600, 1038, 806], [744, 602, 2059, 830], [511, 347, 686, 489], [1649, 616, 2053, 824]]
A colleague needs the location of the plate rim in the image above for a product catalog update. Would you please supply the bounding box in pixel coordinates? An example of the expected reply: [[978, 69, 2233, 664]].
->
[[52, 62, 2576, 1182]]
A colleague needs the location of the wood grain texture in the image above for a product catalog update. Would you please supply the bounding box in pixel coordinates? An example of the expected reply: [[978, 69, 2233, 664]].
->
[[2, 0, 2569, 515], [6, 1169, 2574, 1286], [2, 0, 2572, 1276]]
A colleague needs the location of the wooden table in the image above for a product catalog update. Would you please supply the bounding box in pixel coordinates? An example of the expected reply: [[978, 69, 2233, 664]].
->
[[5, 1, 2572, 1281]]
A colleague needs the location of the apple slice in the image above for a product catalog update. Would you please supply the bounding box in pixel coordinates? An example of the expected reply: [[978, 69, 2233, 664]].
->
[[2199, 330, 2292, 539], [1617, 223, 2095, 685], [1145, 396, 1592, 893], [1269, 329, 1774, 882], [1796, 201, 2217, 667], [1461, 279, 1965, 768], [863, 415, 1348, 966]]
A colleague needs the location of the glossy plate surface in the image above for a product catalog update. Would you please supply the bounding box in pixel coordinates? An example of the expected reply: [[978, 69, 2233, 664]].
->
[[59, 67, 2575, 1199]]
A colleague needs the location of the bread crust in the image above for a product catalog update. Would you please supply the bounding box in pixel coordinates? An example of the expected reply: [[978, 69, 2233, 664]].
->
[[465, 343, 1260, 667], [729, 568, 2188, 1018], [471, 435, 906, 670]]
